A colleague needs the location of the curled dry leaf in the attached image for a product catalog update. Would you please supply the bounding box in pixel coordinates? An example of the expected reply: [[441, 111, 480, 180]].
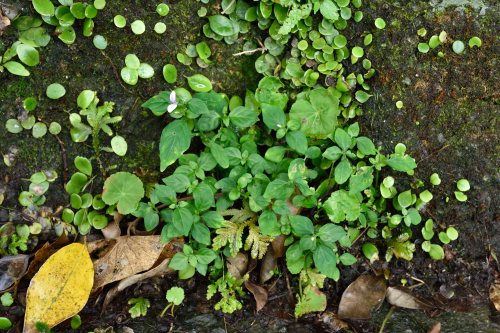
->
[[0, 254, 29, 291], [245, 258, 268, 313], [338, 275, 387, 319], [101, 221, 121, 240], [427, 322, 441, 333], [87, 239, 109, 255], [91, 236, 167, 292], [24, 243, 93, 333], [386, 286, 435, 310], [226, 251, 248, 280], [490, 281, 500, 311], [0, 8, 10, 35], [271, 234, 287, 258], [101, 258, 176, 313], [319, 311, 349, 331], [24, 242, 57, 279], [259, 244, 277, 284]]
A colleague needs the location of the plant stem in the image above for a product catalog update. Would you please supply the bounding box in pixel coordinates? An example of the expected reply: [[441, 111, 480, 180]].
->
[[92, 131, 107, 179], [159, 303, 172, 317], [379, 306, 396, 333]]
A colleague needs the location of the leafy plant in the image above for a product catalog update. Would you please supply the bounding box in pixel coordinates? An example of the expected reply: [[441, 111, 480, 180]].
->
[[128, 298, 150, 318], [1, 293, 13, 306], [169, 245, 217, 279], [160, 286, 185, 317], [207, 272, 248, 313], [35, 322, 51, 333]]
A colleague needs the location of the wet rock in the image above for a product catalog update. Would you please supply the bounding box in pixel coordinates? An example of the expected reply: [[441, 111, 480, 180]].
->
[[287, 322, 314, 333], [185, 313, 218, 327]]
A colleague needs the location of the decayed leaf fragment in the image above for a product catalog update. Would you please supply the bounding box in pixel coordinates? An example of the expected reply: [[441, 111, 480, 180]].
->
[[319, 311, 349, 331], [385, 286, 435, 310], [0, 8, 11, 35], [0, 254, 29, 291], [489, 280, 500, 311], [427, 322, 441, 333], [337, 275, 386, 319], [91, 236, 166, 292], [245, 258, 268, 313], [24, 243, 93, 333]]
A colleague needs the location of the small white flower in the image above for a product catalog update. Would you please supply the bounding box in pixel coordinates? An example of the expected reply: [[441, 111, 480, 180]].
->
[[168, 91, 177, 113], [277, 124, 282, 128]]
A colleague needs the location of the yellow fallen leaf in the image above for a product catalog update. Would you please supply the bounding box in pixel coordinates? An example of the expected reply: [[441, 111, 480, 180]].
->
[[24, 243, 93, 333]]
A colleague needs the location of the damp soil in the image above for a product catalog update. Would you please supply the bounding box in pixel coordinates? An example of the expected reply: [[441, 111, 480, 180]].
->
[[1, 0, 500, 332]]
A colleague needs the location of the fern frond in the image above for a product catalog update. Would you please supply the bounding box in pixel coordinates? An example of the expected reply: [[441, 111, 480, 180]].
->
[[244, 222, 274, 259], [71, 121, 92, 134], [80, 98, 99, 116], [100, 124, 113, 136], [103, 116, 122, 124], [212, 220, 247, 256]]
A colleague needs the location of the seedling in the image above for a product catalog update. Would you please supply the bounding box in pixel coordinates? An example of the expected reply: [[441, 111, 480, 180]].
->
[[1, 293, 13, 306], [430, 173, 441, 186], [160, 286, 185, 317], [128, 298, 150, 318]]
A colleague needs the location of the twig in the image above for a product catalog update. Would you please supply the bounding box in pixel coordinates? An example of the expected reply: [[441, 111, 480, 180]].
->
[[410, 276, 426, 285], [350, 227, 369, 247], [223, 315, 228, 333], [417, 144, 451, 164], [38, 118, 68, 186], [408, 282, 424, 290], [233, 47, 266, 56], [221, 0, 236, 14], [282, 260, 294, 303], [379, 306, 396, 333], [127, 218, 141, 236]]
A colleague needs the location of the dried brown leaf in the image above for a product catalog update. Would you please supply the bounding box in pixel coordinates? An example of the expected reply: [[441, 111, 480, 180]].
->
[[0, 254, 29, 291], [245, 279, 268, 313], [91, 236, 166, 292], [386, 286, 435, 310], [337, 275, 387, 319], [490, 282, 500, 311], [24, 242, 57, 279], [101, 221, 121, 240], [319, 311, 349, 331], [226, 251, 248, 280], [259, 244, 277, 284], [0, 8, 10, 35], [271, 234, 287, 258], [101, 258, 176, 313], [427, 322, 441, 333]]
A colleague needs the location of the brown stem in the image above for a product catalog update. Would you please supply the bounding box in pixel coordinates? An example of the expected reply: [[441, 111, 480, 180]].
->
[[38, 118, 68, 186], [350, 226, 369, 247]]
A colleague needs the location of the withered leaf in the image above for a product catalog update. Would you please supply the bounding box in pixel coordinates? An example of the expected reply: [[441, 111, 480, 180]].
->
[[427, 322, 441, 333], [0, 8, 10, 35], [101, 258, 176, 313], [490, 282, 500, 311], [0, 254, 29, 291], [259, 244, 277, 284], [319, 311, 349, 331], [226, 251, 248, 280], [24, 242, 57, 279], [245, 258, 268, 313], [92, 236, 166, 292], [271, 234, 287, 258], [338, 275, 387, 319], [386, 286, 435, 310]]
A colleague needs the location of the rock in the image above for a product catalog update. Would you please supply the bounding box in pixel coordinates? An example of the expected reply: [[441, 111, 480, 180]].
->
[[185, 313, 218, 328]]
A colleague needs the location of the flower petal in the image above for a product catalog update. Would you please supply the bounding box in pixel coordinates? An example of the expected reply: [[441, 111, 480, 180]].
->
[[167, 104, 177, 113], [170, 91, 176, 104]]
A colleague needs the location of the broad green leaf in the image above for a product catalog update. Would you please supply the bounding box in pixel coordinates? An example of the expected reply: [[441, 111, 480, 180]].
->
[[187, 98, 209, 115], [102, 172, 145, 214], [201, 211, 224, 229], [162, 174, 190, 193], [169, 252, 189, 270], [313, 244, 337, 279], [192, 222, 211, 245], [193, 182, 214, 211], [172, 207, 193, 236], [286, 130, 308, 155], [186, 74, 212, 92], [286, 243, 304, 262], [324, 190, 360, 223], [46, 83, 66, 99], [208, 15, 239, 36], [318, 224, 346, 243], [259, 210, 277, 236], [290, 215, 314, 236], [263, 179, 295, 200], [16, 45, 39, 66], [356, 137, 376, 155], [4, 61, 30, 76], [261, 102, 286, 130], [429, 244, 444, 260], [160, 120, 191, 171], [334, 128, 351, 151], [294, 285, 327, 318], [323, 146, 342, 161], [210, 140, 229, 169], [348, 167, 374, 195], [144, 211, 159, 231], [33, 0, 55, 16], [229, 106, 258, 127], [334, 159, 352, 184], [339, 253, 357, 265], [289, 88, 339, 139], [385, 155, 417, 172], [255, 77, 288, 110], [163, 64, 177, 83], [397, 190, 412, 208], [75, 156, 92, 176], [288, 158, 307, 181], [265, 146, 287, 163]]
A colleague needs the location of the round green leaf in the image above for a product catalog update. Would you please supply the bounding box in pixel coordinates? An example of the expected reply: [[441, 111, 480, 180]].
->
[[81, 193, 93, 208], [22, 116, 36, 130], [138, 63, 154, 78], [166, 286, 184, 305], [438, 232, 450, 244], [6, 119, 23, 133], [157, 3, 170, 16], [421, 241, 431, 252], [70, 315, 82, 330], [70, 193, 82, 209], [446, 227, 458, 241], [457, 179, 470, 191], [125, 54, 140, 70], [375, 18, 386, 29], [430, 173, 441, 186], [93, 35, 107, 49], [469, 37, 481, 48], [396, 101, 403, 108], [154, 22, 166, 34], [114, 15, 126, 28], [77, 90, 95, 109], [85, 5, 98, 18], [56, 25, 76, 44], [429, 244, 444, 260], [131, 20, 146, 34], [94, 0, 106, 10], [33, 0, 55, 16], [92, 215, 108, 229], [93, 194, 106, 210], [334, 35, 347, 48], [163, 64, 177, 83], [121, 67, 138, 85], [454, 191, 467, 202], [32, 122, 47, 138], [0, 317, 12, 330], [429, 35, 440, 48], [102, 172, 145, 214], [46, 83, 66, 99], [24, 98, 37, 111], [59, 14, 76, 27], [351, 46, 364, 58], [111, 135, 128, 156], [186, 74, 212, 92], [364, 34, 373, 46], [419, 190, 433, 203], [62, 208, 74, 223], [418, 43, 429, 53], [70, 2, 86, 19], [452, 41, 465, 54], [49, 122, 61, 135]]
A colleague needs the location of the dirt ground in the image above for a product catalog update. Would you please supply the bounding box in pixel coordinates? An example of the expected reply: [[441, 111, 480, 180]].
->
[[1, 0, 500, 332]]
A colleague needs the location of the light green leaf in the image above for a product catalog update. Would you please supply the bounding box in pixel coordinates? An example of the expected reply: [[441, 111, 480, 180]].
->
[[324, 190, 360, 223], [102, 172, 145, 214], [159, 120, 191, 171]]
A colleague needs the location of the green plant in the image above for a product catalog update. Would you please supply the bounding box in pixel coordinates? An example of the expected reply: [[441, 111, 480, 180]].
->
[[1, 293, 13, 306], [69, 91, 124, 175], [295, 268, 327, 317], [70, 315, 81, 329], [18, 169, 58, 208], [35, 322, 51, 333], [128, 298, 150, 318], [169, 245, 217, 279], [0, 318, 12, 330], [207, 272, 248, 313], [160, 286, 185, 317]]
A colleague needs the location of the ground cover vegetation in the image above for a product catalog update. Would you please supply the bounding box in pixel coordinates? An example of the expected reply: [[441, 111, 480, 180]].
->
[[0, 0, 489, 332]]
